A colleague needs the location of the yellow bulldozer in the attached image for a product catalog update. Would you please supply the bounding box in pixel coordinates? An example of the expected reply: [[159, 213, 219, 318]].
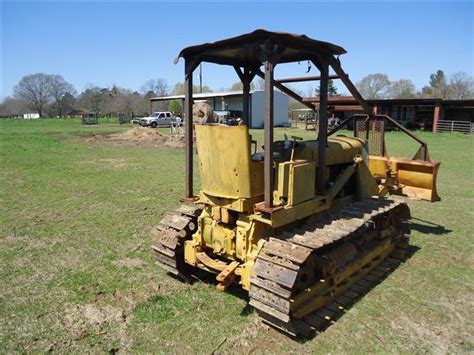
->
[[152, 30, 440, 335]]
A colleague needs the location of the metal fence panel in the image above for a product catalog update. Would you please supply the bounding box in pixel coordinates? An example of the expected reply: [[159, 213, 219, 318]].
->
[[436, 120, 473, 133]]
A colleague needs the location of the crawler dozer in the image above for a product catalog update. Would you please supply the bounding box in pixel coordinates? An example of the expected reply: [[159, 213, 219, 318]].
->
[[152, 30, 440, 335]]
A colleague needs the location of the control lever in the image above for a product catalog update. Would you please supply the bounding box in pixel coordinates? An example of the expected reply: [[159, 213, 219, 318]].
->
[[290, 136, 303, 162]]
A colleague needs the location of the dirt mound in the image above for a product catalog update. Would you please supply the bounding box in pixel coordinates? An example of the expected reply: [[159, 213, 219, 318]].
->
[[77, 127, 185, 149], [109, 127, 164, 141], [109, 127, 185, 148]]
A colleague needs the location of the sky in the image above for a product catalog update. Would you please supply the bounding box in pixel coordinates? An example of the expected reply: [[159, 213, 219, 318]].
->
[[2, 1, 473, 99]]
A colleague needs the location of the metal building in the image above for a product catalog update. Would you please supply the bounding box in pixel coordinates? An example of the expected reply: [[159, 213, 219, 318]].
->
[[149, 89, 289, 128]]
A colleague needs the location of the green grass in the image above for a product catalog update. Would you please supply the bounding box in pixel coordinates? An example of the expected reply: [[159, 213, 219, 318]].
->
[[1, 119, 473, 353]]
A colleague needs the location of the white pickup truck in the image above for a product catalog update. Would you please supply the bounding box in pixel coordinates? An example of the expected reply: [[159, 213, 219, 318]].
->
[[139, 111, 177, 128]]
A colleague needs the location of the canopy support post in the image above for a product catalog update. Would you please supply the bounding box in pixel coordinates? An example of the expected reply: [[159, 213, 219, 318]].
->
[[184, 57, 200, 199], [234, 66, 257, 126], [263, 57, 275, 208], [314, 58, 329, 194]]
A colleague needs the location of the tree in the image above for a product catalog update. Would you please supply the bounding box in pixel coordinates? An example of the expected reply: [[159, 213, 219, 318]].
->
[[113, 90, 134, 116], [390, 79, 416, 99], [315, 79, 340, 97], [139, 79, 168, 111], [49, 92, 76, 118], [420, 70, 474, 99], [129, 92, 148, 116], [78, 86, 102, 113], [97, 86, 142, 116], [13, 73, 54, 117], [199, 85, 213, 93], [171, 82, 213, 95], [141, 78, 169, 97], [168, 99, 182, 114], [98, 86, 118, 116], [171, 82, 185, 95], [421, 70, 449, 98], [229, 81, 256, 91], [49, 75, 76, 117], [0, 96, 29, 117], [356, 73, 391, 99], [447, 72, 474, 99], [430, 70, 448, 91]]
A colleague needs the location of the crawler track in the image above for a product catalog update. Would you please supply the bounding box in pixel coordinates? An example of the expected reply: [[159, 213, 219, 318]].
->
[[249, 197, 410, 336], [151, 205, 202, 279]]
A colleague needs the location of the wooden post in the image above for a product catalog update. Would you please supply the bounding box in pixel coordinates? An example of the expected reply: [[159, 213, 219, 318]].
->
[[264, 58, 275, 208], [433, 102, 441, 132], [317, 59, 329, 194]]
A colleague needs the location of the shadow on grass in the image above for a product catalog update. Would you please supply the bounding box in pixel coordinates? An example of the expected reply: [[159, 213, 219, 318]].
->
[[285, 243, 421, 342], [166, 268, 255, 318], [410, 217, 452, 236], [165, 243, 420, 341], [170, 268, 251, 304]]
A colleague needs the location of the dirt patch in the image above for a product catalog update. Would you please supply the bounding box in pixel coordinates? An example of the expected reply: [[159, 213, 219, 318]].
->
[[1, 235, 19, 244], [63, 303, 131, 351], [80, 304, 125, 326], [390, 311, 473, 352], [390, 315, 450, 352], [97, 158, 129, 169], [112, 258, 145, 267], [226, 316, 269, 352], [75, 127, 185, 149], [64, 303, 126, 335]]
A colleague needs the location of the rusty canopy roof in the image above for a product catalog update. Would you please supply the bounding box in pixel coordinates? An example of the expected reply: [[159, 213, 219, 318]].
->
[[174, 29, 346, 67]]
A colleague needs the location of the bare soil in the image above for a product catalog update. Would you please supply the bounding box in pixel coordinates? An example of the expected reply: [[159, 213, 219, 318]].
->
[[112, 258, 146, 267], [63, 303, 131, 351], [75, 127, 185, 149]]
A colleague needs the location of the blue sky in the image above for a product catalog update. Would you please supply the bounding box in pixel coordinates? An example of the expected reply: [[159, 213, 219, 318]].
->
[[2, 1, 473, 99]]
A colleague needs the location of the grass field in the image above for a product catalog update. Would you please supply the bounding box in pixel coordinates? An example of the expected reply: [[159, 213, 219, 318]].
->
[[1, 119, 473, 353]]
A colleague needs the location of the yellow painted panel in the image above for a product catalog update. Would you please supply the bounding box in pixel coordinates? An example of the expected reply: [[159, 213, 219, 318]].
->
[[195, 124, 264, 199], [276, 162, 291, 203], [356, 160, 380, 200], [290, 162, 316, 205], [368, 156, 389, 177]]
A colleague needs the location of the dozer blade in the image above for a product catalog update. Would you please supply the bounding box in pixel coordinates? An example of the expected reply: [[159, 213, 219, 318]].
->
[[369, 155, 441, 202], [391, 157, 441, 202]]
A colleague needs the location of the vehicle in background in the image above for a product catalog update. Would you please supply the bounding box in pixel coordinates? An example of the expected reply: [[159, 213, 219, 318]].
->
[[214, 110, 243, 125], [139, 111, 175, 128]]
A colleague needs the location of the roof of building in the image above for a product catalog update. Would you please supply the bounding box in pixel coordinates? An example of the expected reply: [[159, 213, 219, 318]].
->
[[303, 96, 474, 107], [150, 90, 251, 102], [174, 29, 346, 67]]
